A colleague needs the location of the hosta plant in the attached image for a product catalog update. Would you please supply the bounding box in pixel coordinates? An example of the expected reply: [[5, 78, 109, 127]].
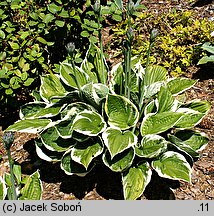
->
[[6, 1, 210, 200]]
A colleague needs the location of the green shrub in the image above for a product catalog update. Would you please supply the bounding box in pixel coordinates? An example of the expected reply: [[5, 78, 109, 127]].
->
[[110, 9, 214, 76], [0, 0, 107, 106]]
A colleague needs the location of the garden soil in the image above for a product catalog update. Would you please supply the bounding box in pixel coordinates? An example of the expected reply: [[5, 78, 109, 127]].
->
[[0, 0, 214, 200]]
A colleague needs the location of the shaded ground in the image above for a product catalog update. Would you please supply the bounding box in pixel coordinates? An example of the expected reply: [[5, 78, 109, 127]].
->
[[0, 0, 214, 200]]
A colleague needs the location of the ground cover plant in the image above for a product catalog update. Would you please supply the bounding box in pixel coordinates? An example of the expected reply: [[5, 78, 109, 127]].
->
[[4, 0, 211, 200], [109, 6, 214, 76]]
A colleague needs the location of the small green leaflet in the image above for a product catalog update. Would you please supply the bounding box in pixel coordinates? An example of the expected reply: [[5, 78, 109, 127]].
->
[[135, 135, 168, 158], [41, 127, 75, 152], [122, 162, 152, 200], [140, 112, 182, 136], [105, 94, 139, 130], [40, 74, 67, 103], [72, 110, 106, 136], [152, 151, 191, 182], [167, 77, 196, 95], [102, 148, 135, 172], [6, 119, 51, 133], [70, 138, 103, 169], [102, 127, 137, 158], [19, 171, 42, 200]]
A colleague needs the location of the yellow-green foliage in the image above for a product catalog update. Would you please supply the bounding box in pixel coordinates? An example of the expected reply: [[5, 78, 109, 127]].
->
[[110, 9, 214, 76]]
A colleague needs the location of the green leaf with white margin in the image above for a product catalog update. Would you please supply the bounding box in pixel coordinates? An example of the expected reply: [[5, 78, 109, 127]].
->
[[122, 161, 152, 200], [0, 177, 7, 200], [81, 83, 109, 107], [20, 102, 46, 119], [171, 130, 209, 152], [19, 170, 42, 200], [198, 55, 214, 65], [152, 151, 191, 182], [201, 42, 214, 54], [105, 94, 139, 130], [140, 112, 183, 136], [143, 66, 167, 86], [60, 63, 88, 89], [55, 119, 73, 138], [40, 73, 67, 103], [6, 119, 51, 133], [175, 108, 205, 128], [102, 148, 135, 172], [102, 127, 137, 158], [184, 100, 210, 114], [72, 110, 106, 136], [71, 138, 103, 169], [61, 150, 94, 177], [35, 139, 62, 162], [135, 135, 168, 158], [156, 86, 177, 113], [60, 102, 94, 120], [144, 100, 157, 115], [41, 127, 75, 152], [143, 81, 165, 99], [167, 77, 196, 95], [168, 134, 199, 158]]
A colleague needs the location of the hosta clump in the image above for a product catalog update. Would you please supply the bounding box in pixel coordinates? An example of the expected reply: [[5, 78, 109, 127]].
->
[[6, 43, 210, 200]]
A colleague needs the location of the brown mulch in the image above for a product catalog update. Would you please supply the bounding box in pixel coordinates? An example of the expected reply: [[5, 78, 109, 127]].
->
[[0, 0, 214, 200]]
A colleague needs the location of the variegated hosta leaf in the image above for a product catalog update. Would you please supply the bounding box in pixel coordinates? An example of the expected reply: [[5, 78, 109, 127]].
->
[[60, 63, 88, 88], [35, 139, 63, 162], [81, 83, 109, 107], [175, 108, 205, 128], [55, 119, 73, 138], [143, 65, 168, 86], [102, 148, 135, 172], [81, 43, 108, 84], [167, 77, 196, 95], [6, 119, 51, 133], [105, 94, 139, 130], [61, 102, 94, 120], [152, 151, 191, 182], [41, 127, 75, 152], [156, 86, 176, 113], [135, 135, 168, 158], [143, 81, 165, 99], [19, 171, 42, 200], [22, 103, 66, 119], [20, 102, 46, 119], [168, 134, 199, 158], [184, 100, 210, 114], [144, 100, 157, 115], [61, 150, 94, 177], [0, 177, 7, 200], [122, 161, 152, 200], [171, 130, 209, 152], [40, 74, 67, 103], [102, 128, 137, 158], [70, 138, 103, 169], [72, 110, 106, 136], [140, 112, 183, 136]]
